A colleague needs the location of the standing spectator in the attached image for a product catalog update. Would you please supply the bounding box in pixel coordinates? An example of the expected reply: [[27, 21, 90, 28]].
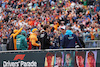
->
[[10, 27, 23, 50], [78, 33, 85, 48], [50, 33, 60, 49], [29, 28, 41, 49], [90, 29, 94, 40], [0, 0, 100, 50], [16, 31, 28, 50], [62, 28, 82, 48], [58, 26, 66, 48], [40, 25, 51, 49]]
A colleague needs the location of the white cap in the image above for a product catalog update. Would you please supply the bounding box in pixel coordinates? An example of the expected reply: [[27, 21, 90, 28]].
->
[[61, 26, 66, 30], [40, 29, 45, 33], [29, 32, 32, 34]]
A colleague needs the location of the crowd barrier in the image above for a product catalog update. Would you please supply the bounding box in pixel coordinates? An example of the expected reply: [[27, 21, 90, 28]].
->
[[0, 48, 100, 67], [1, 40, 100, 51], [84, 40, 100, 48]]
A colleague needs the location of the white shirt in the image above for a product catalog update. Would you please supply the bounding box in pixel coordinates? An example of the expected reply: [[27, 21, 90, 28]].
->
[[0, 15, 2, 20], [51, 1, 55, 5]]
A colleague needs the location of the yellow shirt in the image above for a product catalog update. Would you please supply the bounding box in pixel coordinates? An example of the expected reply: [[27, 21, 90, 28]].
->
[[29, 33, 39, 47]]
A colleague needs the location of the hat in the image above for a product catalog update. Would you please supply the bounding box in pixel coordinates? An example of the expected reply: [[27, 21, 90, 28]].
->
[[32, 28, 38, 32], [61, 26, 66, 30], [29, 32, 32, 34], [21, 31, 27, 37], [40, 29, 45, 33]]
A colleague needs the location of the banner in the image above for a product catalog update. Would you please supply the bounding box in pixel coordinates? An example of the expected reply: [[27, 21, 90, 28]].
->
[[0, 52, 46, 67], [0, 49, 100, 67]]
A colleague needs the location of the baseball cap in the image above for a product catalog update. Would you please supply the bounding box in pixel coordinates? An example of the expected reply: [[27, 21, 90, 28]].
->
[[61, 26, 66, 30], [32, 28, 38, 32]]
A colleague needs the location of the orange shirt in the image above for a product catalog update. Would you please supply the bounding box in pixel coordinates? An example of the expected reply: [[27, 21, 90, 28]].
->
[[21, 0, 23, 2], [90, 32, 94, 40], [28, 20, 34, 26], [29, 33, 39, 47], [54, 23, 59, 30]]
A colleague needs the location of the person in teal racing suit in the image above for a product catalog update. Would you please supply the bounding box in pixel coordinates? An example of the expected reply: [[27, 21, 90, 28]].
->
[[16, 31, 28, 50]]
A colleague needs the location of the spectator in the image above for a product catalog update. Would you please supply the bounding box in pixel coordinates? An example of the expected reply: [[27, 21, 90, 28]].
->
[[0, 0, 100, 50], [50, 33, 60, 49], [58, 26, 66, 48], [62, 28, 82, 48], [29, 28, 41, 49], [16, 31, 28, 50], [10, 27, 23, 50], [40, 25, 51, 49]]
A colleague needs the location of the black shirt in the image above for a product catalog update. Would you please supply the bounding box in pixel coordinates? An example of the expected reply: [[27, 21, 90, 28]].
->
[[40, 32, 51, 49]]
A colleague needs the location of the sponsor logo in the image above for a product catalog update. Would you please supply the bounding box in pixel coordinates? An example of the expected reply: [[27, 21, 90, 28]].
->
[[3, 54, 37, 67], [68, 36, 74, 40], [13, 54, 25, 60]]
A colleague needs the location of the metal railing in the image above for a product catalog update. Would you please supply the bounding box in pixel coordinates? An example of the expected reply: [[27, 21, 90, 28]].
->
[[84, 40, 100, 48], [0, 37, 100, 51], [0, 47, 99, 53]]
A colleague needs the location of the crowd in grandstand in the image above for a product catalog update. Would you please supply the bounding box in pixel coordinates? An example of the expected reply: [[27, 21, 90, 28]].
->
[[0, 0, 100, 50]]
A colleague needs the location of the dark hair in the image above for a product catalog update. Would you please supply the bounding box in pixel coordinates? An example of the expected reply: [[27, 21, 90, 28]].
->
[[41, 25, 43, 27], [22, 33, 26, 36], [76, 51, 85, 59], [46, 52, 53, 57], [88, 51, 94, 58], [43, 25, 49, 30], [68, 27, 72, 30], [51, 27, 54, 32], [56, 52, 62, 58]]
